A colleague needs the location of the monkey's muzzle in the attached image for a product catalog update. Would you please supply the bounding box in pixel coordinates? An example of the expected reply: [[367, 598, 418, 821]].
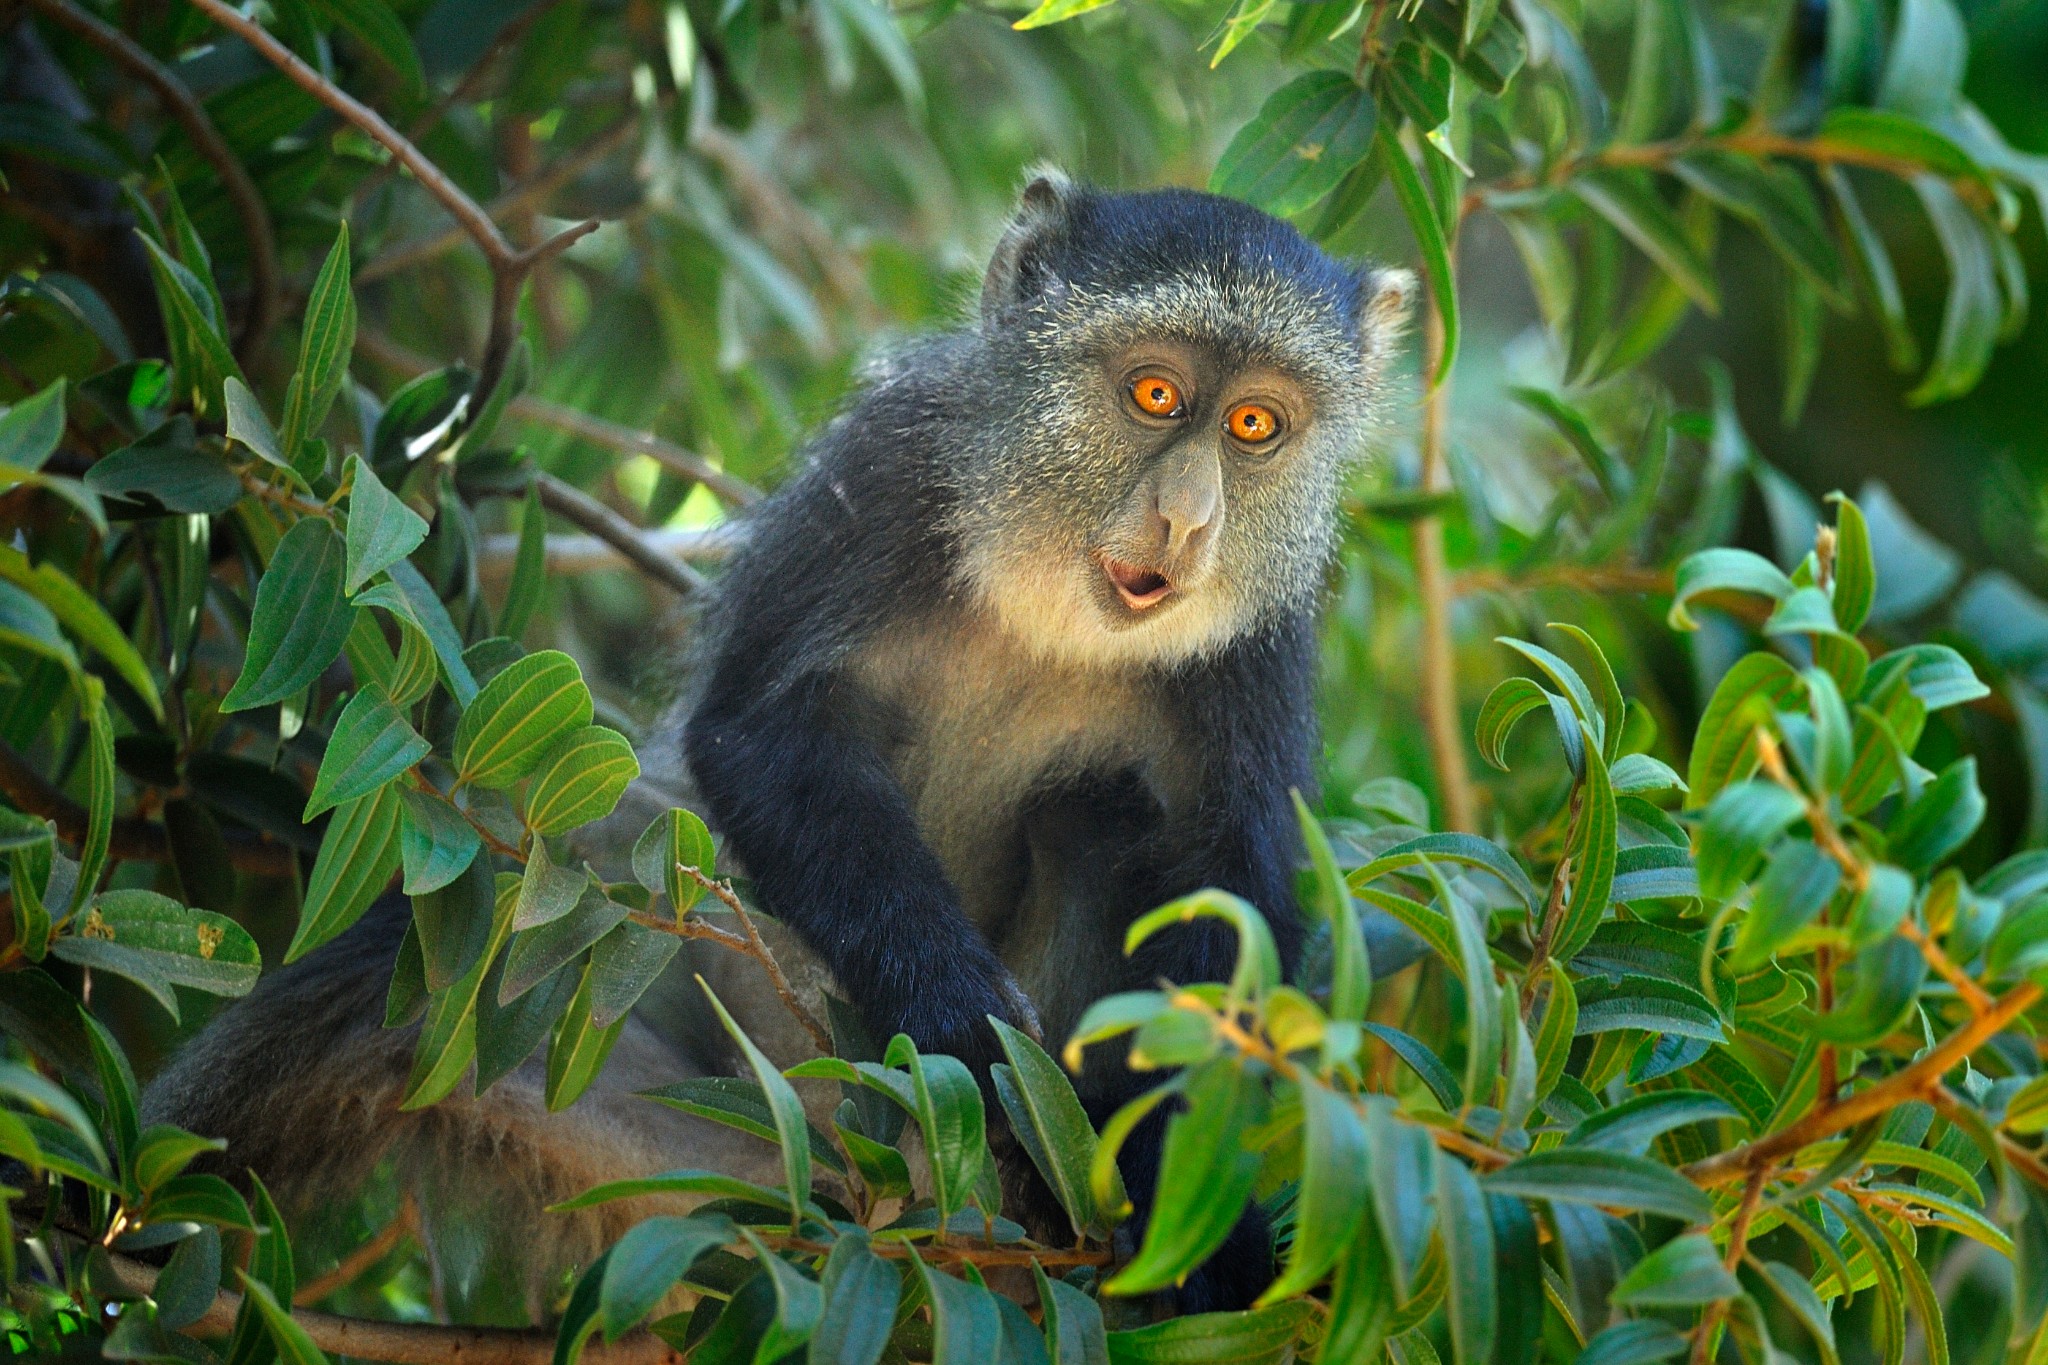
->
[[1100, 554, 1175, 611]]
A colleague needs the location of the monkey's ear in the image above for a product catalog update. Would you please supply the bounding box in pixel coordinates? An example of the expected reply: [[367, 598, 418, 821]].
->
[[981, 168, 1080, 329], [1359, 266, 1417, 376]]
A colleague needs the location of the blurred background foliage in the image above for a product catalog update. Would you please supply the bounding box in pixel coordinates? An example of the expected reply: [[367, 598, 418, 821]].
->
[[7, 0, 2048, 1356]]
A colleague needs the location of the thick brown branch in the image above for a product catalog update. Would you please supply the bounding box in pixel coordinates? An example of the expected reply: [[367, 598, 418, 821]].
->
[[31, 0, 280, 357], [535, 473, 707, 598], [1682, 981, 2044, 1188], [103, 1252, 681, 1365], [183, 0, 591, 406], [355, 330, 759, 508], [0, 739, 295, 876]]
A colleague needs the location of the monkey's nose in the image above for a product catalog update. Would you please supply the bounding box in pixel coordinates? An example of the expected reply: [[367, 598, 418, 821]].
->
[[1152, 479, 1219, 560]]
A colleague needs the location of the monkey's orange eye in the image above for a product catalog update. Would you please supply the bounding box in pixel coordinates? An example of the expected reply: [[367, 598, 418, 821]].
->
[[1130, 375, 1183, 417], [1227, 402, 1280, 444]]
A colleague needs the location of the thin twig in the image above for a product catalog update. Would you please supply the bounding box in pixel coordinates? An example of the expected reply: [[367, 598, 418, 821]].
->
[[476, 527, 742, 578], [355, 329, 760, 508], [30, 0, 280, 358], [183, 0, 595, 409], [535, 473, 708, 598], [671, 865, 833, 1053], [1693, 1165, 1771, 1365], [769, 1233, 1111, 1268], [294, 1195, 418, 1306], [1412, 275, 1475, 832], [358, 113, 640, 285], [0, 739, 295, 875]]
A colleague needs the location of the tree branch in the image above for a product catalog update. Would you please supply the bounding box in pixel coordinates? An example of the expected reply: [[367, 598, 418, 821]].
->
[[1682, 980, 2044, 1188], [477, 527, 741, 579], [535, 473, 708, 598], [355, 329, 760, 508], [1412, 279, 1476, 832], [30, 0, 280, 359], [0, 739, 295, 876], [184, 0, 594, 409], [630, 865, 834, 1054]]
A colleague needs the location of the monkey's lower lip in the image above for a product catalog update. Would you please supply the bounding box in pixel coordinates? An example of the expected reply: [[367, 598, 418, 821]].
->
[[1101, 556, 1174, 610]]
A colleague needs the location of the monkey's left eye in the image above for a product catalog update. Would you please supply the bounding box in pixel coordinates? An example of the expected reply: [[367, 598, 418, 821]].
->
[[1226, 402, 1281, 445]]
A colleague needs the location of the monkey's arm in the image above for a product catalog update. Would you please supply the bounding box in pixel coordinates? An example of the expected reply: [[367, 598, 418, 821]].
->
[[684, 671, 1033, 1069]]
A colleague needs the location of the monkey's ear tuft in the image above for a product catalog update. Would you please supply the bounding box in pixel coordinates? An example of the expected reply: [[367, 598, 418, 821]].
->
[[1359, 266, 1417, 373], [981, 166, 1081, 330]]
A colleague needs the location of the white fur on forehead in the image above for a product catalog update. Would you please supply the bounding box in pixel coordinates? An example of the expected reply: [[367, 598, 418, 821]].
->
[[1023, 267, 1381, 402]]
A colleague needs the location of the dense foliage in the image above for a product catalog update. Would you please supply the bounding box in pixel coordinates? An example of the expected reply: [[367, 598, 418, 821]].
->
[[4, 0, 2048, 1361]]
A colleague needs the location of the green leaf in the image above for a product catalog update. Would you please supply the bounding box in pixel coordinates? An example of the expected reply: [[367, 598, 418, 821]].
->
[[500, 480, 548, 638], [1104, 1058, 1266, 1296], [51, 890, 260, 1019], [1009, 0, 1119, 28], [0, 379, 65, 470], [1824, 166, 1920, 374], [145, 1171, 256, 1230], [156, 1226, 221, 1330], [701, 981, 813, 1228], [304, 685, 428, 818], [1125, 889, 1280, 1006], [1551, 726, 1619, 963], [1875, 0, 1966, 116], [544, 959, 625, 1112], [376, 561, 479, 704], [1907, 176, 2002, 406], [1105, 1302, 1312, 1364], [223, 377, 290, 476], [223, 517, 357, 712], [523, 725, 640, 836], [1295, 793, 1369, 1021], [132, 1123, 227, 1194], [1887, 756, 1984, 871], [881, 1033, 987, 1225], [453, 649, 593, 788], [813, 1232, 900, 1365], [1812, 937, 1927, 1044], [1696, 781, 1807, 901], [234, 1273, 328, 1365], [1669, 549, 1794, 630], [631, 806, 717, 914], [1572, 974, 1725, 1042], [279, 224, 355, 469], [2006, 1074, 2048, 1134], [1687, 655, 1806, 806], [289, 782, 403, 961], [1435, 1152, 1496, 1365], [1729, 840, 1843, 971], [1575, 1321, 1689, 1365], [1610, 1232, 1740, 1307], [1757, 1260, 1841, 1365], [1036, 1259, 1110, 1365], [641, 1077, 845, 1175], [1566, 1091, 1740, 1156], [1263, 1081, 1369, 1300], [1378, 117, 1457, 385], [1351, 832, 1542, 911], [1362, 1023, 1462, 1110], [597, 1213, 735, 1341], [343, 456, 429, 594], [136, 233, 242, 418], [1483, 1148, 1713, 1223], [910, 1251, 1004, 1363], [0, 542, 161, 720], [1671, 153, 1847, 304], [397, 785, 482, 895], [72, 681, 114, 920], [1475, 678, 1549, 771], [502, 890, 623, 1002], [1571, 171, 1720, 316], [991, 1015, 1121, 1240], [1211, 72, 1375, 219]]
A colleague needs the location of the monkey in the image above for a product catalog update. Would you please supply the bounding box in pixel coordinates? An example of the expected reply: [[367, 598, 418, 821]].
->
[[141, 170, 1412, 1321]]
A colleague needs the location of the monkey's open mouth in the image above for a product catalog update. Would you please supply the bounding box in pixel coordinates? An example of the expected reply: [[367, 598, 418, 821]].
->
[[1101, 556, 1174, 610]]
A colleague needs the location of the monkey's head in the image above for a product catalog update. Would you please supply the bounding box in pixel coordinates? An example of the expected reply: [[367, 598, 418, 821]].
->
[[949, 170, 1413, 670]]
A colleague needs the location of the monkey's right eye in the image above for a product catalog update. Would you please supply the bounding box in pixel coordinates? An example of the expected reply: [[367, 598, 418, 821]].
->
[[1130, 375, 1184, 418]]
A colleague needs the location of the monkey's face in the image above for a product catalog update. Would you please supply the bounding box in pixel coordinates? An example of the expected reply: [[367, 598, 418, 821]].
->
[[954, 282, 1391, 671]]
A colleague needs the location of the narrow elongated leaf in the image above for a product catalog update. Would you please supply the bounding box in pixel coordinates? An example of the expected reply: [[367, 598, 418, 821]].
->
[[224, 518, 357, 711], [1611, 1233, 1740, 1307], [1379, 118, 1457, 384], [289, 783, 403, 961], [1264, 1081, 1369, 1300], [814, 1232, 900, 1365], [1483, 1148, 1713, 1223], [1572, 171, 1720, 315], [1105, 1058, 1266, 1296], [1567, 1091, 1740, 1156], [1435, 1153, 1496, 1365], [0, 543, 160, 719], [0, 380, 65, 469], [596, 1214, 735, 1342], [702, 981, 812, 1228], [991, 1016, 1120, 1239], [280, 224, 354, 466]]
